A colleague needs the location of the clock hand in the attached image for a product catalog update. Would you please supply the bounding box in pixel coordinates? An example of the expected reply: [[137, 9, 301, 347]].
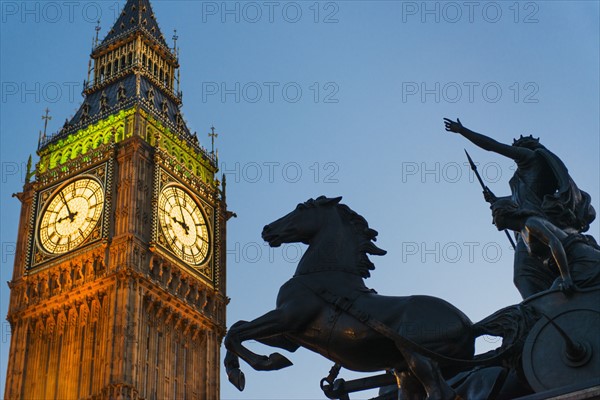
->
[[174, 194, 190, 234], [171, 216, 190, 235], [176, 195, 186, 221], [57, 214, 72, 223], [59, 192, 73, 216], [59, 191, 78, 222]]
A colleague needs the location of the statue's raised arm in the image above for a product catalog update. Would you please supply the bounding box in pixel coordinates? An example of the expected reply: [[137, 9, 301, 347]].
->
[[444, 117, 596, 299], [443, 118, 534, 164]]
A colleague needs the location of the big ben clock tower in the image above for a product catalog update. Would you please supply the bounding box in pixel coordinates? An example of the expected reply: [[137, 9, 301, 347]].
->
[[4, 1, 229, 399]]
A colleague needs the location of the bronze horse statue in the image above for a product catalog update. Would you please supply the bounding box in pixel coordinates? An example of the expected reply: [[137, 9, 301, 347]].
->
[[224, 196, 522, 400]]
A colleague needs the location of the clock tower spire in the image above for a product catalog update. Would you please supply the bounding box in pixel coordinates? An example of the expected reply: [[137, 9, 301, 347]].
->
[[5, 1, 229, 399]]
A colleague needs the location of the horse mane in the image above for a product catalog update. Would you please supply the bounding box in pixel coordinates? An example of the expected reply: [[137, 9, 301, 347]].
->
[[306, 196, 387, 278]]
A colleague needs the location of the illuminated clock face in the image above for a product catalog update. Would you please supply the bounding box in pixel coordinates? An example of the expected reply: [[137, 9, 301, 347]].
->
[[158, 186, 210, 265], [39, 178, 104, 254]]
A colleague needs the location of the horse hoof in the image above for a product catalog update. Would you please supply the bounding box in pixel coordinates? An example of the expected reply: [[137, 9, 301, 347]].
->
[[227, 368, 246, 391], [268, 352, 293, 370]]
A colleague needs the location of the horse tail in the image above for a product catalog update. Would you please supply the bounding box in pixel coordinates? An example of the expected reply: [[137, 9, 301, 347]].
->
[[471, 304, 540, 360]]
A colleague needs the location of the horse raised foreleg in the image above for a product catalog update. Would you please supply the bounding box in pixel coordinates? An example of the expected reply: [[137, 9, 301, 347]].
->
[[225, 310, 295, 369], [224, 333, 299, 391], [225, 308, 300, 390]]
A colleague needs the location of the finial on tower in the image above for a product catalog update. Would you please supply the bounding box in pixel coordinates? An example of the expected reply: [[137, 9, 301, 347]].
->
[[40, 108, 52, 145], [94, 20, 101, 47], [173, 29, 179, 56], [208, 126, 218, 155]]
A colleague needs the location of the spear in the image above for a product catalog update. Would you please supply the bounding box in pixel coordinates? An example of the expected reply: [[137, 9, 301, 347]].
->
[[464, 149, 516, 250]]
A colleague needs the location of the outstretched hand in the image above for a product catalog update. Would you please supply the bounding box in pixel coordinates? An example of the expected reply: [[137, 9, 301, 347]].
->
[[444, 118, 464, 134]]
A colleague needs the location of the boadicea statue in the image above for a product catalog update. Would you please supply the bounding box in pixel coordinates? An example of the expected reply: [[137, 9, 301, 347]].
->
[[443, 118, 596, 299], [223, 195, 600, 400]]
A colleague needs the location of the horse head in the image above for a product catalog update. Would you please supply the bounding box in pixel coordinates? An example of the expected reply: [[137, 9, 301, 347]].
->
[[262, 196, 343, 247], [262, 196, 386, 278]]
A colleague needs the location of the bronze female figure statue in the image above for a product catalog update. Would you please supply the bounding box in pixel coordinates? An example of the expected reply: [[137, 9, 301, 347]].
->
[[443, 118, 595, 299]]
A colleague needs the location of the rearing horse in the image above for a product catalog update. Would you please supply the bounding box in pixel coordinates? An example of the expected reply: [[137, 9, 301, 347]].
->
[[224, 196, 503, 400]]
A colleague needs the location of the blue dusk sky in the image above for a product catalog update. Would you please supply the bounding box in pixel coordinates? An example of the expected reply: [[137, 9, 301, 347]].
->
[[1, 1, 599, 399]]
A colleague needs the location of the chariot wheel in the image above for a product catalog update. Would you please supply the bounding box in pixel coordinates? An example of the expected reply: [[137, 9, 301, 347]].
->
[[522, 307, 600, 392]]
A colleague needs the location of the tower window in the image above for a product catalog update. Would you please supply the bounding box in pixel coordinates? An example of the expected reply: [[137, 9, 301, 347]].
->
[[173, 343, 179, 399], [51, 153, 62, 168], [61, 148, 72, 164], [144, 324, 150, 399], [73, 144, 82, 158], [182, 347, 188, 400]]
